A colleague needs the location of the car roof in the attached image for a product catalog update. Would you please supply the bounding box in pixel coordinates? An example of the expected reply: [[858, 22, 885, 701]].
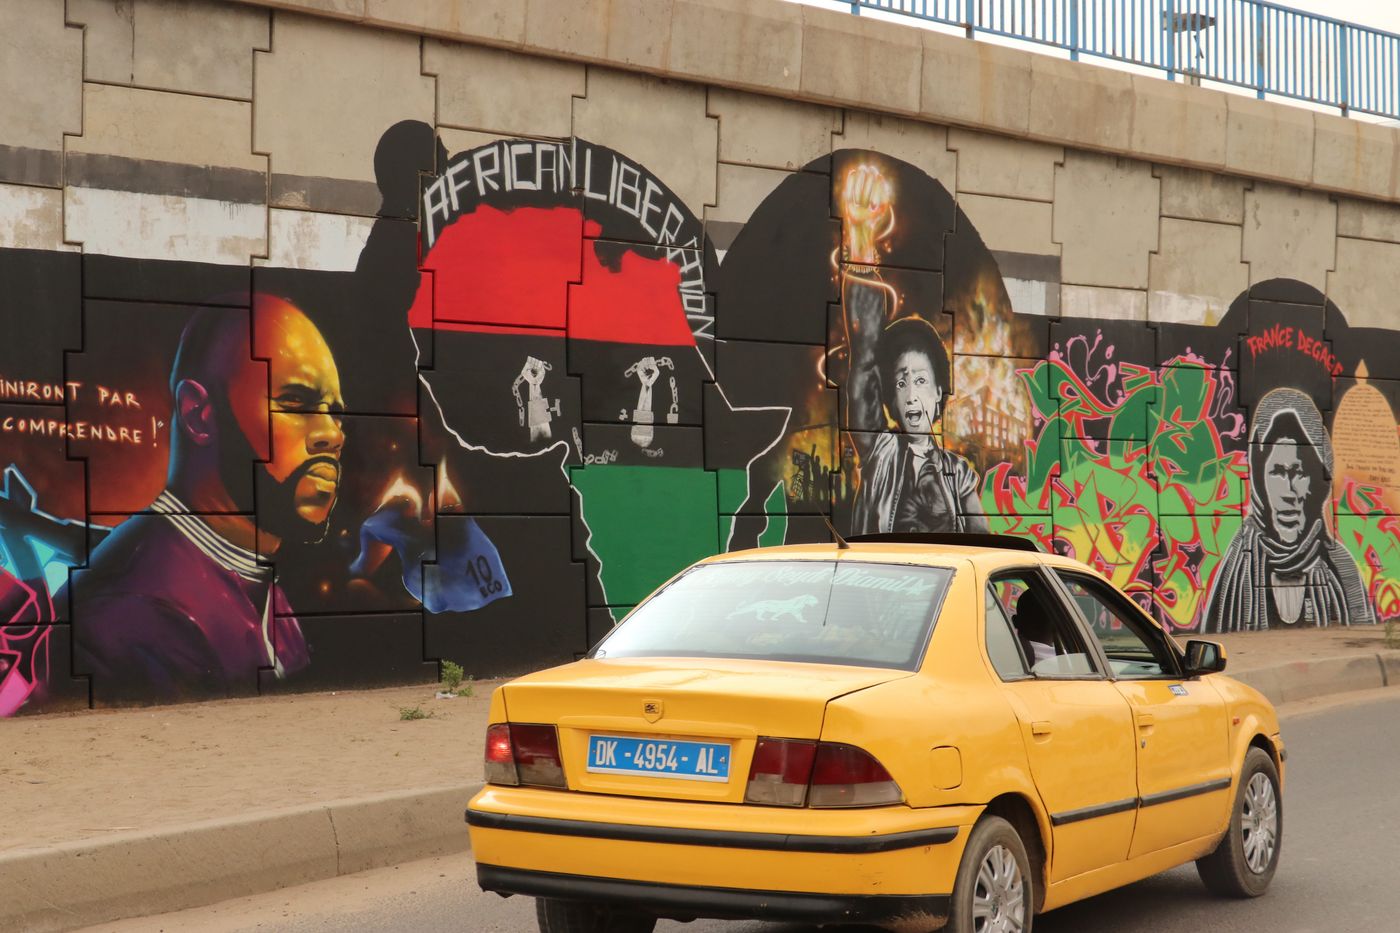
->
[[701, 541, 1092, 573]]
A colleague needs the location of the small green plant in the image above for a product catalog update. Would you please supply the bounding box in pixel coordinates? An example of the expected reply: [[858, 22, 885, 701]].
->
[[459, 675, 475, 699], [399, 705, 433, 721], [441, 660, 465, 693], [1386, 619, 1399, 650]]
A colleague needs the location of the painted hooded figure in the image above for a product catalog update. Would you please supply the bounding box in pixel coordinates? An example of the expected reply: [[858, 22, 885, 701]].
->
[[1204, 388, 1373, 632]]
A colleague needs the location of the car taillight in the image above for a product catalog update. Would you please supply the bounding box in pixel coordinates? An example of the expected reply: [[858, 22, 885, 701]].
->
[[744, 738, 817, 806], [745, 737, 901, 808], [484, 723, 518, 785], [483, 723, 566, 788], [808, 742, 902, 807]]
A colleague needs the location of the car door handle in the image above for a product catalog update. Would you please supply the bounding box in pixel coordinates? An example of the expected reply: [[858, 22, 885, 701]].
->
[[1136, 713, 1156, 728], [1031, 721, 1052, 736]]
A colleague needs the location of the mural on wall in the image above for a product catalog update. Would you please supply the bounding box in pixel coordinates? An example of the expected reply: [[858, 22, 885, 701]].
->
[[4, 120, 1400, 714]]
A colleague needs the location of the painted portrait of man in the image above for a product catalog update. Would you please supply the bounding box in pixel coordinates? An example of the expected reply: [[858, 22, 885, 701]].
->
[[1205, 388, 1372, 632], [67, 294, 344, 703], [839, 163, 987, 535]]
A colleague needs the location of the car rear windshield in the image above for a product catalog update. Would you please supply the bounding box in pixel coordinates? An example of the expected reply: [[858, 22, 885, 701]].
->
[[592, 560, 953, 670]]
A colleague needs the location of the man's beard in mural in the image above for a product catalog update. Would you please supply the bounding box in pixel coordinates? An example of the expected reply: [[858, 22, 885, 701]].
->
[[212, 403, 339, 546], [258, 455, 340, 545]]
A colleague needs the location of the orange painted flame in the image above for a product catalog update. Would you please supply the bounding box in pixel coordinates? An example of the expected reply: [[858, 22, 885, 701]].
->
[[437, 461, 463, 512], [377, 473, 424, 517]]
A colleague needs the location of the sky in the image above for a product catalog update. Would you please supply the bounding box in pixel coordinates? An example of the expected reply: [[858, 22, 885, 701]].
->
[[788, 0, 1400, 34], [786, 0, 1400, 119], [1283, 1, 1400, 34]]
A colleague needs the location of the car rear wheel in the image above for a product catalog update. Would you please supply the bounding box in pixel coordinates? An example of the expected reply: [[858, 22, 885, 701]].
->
[[947, 815, 1033, 933], [1195, 746, 1282, 898], [535, 897, 656, 933]]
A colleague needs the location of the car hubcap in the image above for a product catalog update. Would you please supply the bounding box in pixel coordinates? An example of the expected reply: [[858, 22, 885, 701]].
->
[[972, 843, 1025, 933], [1241, 772, 1278, 874]]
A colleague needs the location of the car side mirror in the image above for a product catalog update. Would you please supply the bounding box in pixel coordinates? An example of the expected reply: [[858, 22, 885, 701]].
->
[[1183, 639, 1227, 676]]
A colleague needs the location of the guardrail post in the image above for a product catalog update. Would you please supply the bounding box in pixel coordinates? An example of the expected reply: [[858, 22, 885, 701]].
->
[[1069, 0, 1080, 61], [1339, 25, 1350, 115], [965, 0, 974, 38], [851, 1, 860, 15], [1254, 3, 1266, 98], [1165, 0, 1177, 82]]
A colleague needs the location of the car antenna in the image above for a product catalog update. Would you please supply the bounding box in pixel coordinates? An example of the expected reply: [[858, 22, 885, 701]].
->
[[821, 513, 850, 550]]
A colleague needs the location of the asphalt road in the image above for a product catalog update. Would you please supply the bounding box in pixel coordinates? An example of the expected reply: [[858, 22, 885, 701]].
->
[[85, 691, 1400, 933]]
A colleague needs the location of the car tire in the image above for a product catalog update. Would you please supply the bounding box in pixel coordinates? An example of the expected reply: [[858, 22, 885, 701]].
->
[[1195, 746, 1282, 898], [947, 815, 1033, 933], [535, 897, 656, 933]]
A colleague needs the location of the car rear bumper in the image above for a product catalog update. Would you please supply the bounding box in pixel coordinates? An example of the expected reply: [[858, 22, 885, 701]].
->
[[466, 807, 959, 853], [467, 786, 977, 919], [477, 863, 952, 925]]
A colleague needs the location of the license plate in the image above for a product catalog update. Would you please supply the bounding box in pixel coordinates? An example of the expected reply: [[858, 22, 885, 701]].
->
[[587, 734, 732, 782]]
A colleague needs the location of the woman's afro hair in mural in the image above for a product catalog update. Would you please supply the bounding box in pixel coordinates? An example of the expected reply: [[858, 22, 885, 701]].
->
[[875, 316, 950, 420]]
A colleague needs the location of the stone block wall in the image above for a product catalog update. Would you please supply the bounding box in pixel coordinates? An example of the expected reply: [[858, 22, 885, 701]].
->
[[3, 0, 1400, 712]]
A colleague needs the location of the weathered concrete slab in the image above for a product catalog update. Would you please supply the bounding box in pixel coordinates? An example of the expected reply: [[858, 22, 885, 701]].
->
[[1328, 237, 1400, 330], [254, 12, 432, 212], [668, 0, 803, 95], [1029, 54, 1133, 153], [1148, 217, 1248, 326], [1226, 94, 1313, 187], [572, 66, 718, 215], [363, 0, 523, 44], [948, 128, 1060, 201], [1313, 111, 1400, 202], [958, 193, 1057, 257], [1241, 183, 1336, 290], [423, 39, 584, 138], [1130, 75, 1226, 170], [711, 88, 839, 171], [920, 29, 1030, 136], [0, 0, 82, 184], [1337, 198, 1400, 244], [1054, 152, 1159, 289], [800, 5, 921, 116], [73, 0, 272, 99], [0, 183, 77, 251], [1060, 284, 1147, 321], [1157, 165, 1246, 225]]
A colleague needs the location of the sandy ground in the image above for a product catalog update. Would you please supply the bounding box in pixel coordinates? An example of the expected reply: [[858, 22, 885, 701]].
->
[[4, 625, 1396, 854], [1, 681, 496, 852]]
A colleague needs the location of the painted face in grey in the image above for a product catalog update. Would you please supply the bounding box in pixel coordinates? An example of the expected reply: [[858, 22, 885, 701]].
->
[[1263, 438, 1310, 544], [892, 349, 943, 435]]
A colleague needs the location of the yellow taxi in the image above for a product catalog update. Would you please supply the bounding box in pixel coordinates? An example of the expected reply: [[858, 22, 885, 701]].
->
[[466, 533, 1284, 933]]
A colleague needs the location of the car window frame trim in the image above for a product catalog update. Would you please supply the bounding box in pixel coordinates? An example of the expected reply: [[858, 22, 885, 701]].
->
[[981, 583, 1037, 683], [985, 564, 1108, 682], [1048, 569, 1187, 681]]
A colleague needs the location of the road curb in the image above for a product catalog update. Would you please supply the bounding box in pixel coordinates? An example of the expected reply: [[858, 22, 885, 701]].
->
[[0, 782, 481, 933], [1231, 652, 1391, 706]]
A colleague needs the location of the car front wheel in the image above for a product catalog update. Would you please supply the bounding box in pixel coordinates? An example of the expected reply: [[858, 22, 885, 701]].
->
[[535, 897, 656, 933], [947, 815, 1033, 933], [1196, 746, 1282, 898]]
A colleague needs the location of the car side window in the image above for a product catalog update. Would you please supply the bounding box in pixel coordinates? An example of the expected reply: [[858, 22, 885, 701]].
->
[[984, 589, 1030, 680], [1055, 572, 1178, 679], [988, 571, 1098, 678]]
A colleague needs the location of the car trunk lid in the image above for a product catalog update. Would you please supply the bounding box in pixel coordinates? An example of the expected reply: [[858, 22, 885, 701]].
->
[[501, 658, 911, 803]]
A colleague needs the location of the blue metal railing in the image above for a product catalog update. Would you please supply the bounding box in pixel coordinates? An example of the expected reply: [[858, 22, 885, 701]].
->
[[849, 0, 1400, 119]]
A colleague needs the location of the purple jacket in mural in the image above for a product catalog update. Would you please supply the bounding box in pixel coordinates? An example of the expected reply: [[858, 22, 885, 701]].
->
[[67, 491, 309, 703]]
